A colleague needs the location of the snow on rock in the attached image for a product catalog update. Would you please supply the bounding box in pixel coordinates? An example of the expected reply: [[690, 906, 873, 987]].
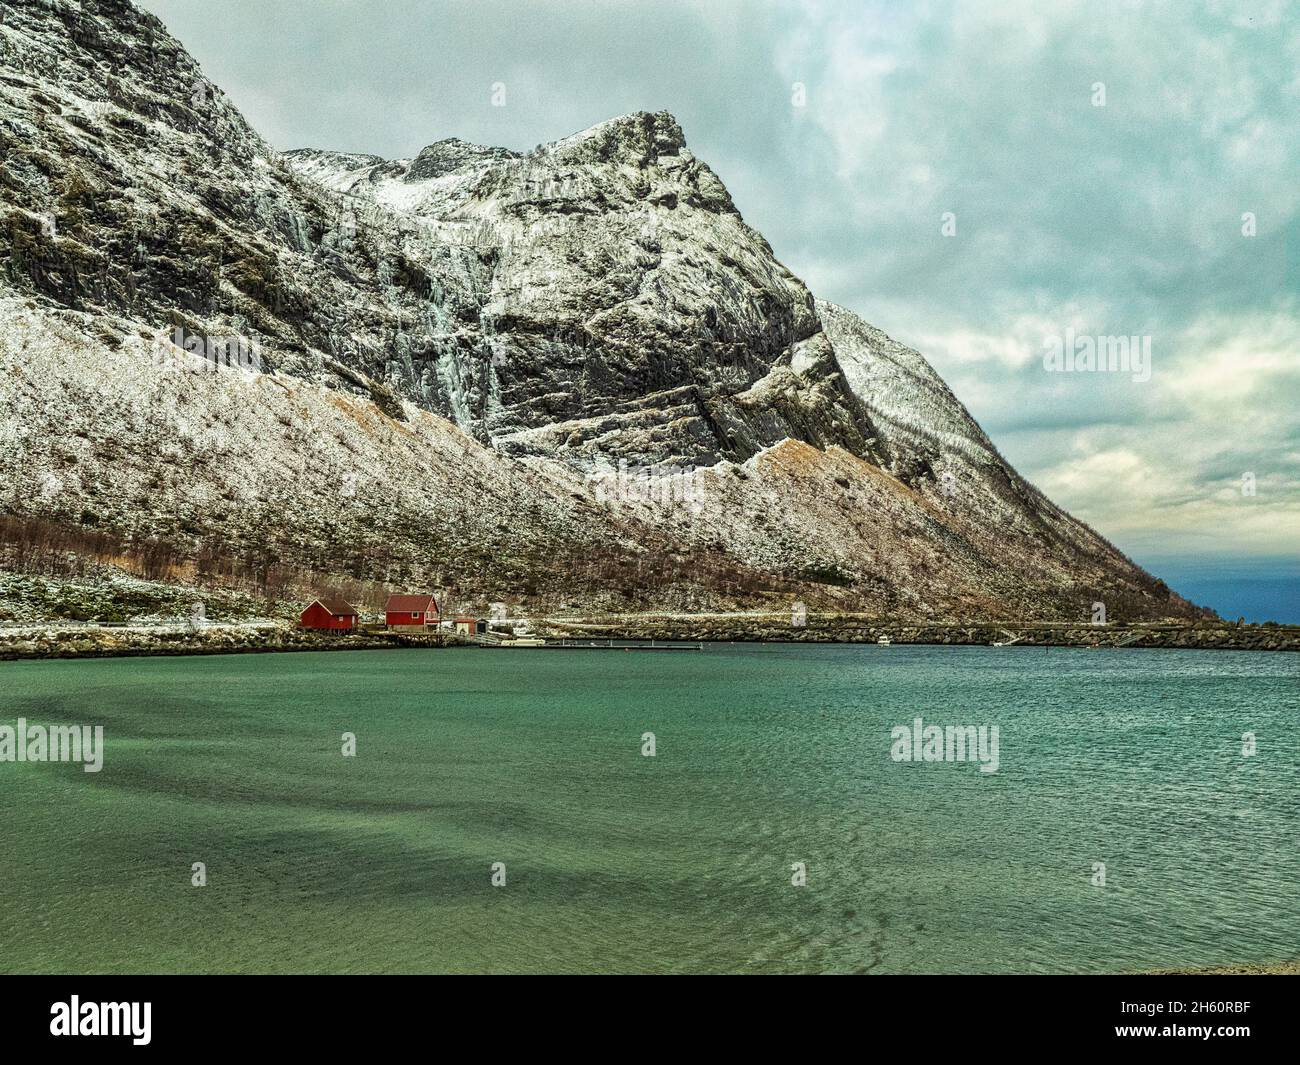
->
[[0, 0, 1202, 621]]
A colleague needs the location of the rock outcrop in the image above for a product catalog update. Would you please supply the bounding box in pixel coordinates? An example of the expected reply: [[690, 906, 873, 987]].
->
[[0, 0, 1206, 622]]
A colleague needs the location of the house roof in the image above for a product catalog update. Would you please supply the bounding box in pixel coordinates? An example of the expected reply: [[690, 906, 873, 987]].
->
[[385, 594, 439, 613], [309, 598, 358, 617]]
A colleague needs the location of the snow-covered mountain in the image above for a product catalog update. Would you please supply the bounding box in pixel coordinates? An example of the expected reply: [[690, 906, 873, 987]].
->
[[0, 0, 1203, 621]]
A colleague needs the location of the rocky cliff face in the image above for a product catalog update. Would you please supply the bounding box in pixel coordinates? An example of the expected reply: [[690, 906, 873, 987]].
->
[[283, 112, 881, 474], [0, 0, 1205, 622]]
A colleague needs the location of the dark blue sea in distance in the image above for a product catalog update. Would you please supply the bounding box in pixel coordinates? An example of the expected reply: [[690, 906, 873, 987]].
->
[[1139, 556, 1300, 624]]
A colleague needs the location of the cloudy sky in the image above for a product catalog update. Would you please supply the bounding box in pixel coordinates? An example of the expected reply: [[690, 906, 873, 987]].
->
[[138, 0, 1298, 620]]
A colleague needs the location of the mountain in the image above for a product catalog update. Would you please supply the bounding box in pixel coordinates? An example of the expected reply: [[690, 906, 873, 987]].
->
[[0, 0, 1204, 623]]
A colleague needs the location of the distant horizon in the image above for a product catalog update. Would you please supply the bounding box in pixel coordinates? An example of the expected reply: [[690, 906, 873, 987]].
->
[[1135, 554, 1300, 625]]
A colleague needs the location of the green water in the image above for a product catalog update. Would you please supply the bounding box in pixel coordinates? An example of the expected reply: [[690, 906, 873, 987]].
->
[[1, 645, 1296, 974]]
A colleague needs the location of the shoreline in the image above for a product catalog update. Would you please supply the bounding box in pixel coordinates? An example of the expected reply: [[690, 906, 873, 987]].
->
[[1143, 960, 1300, 976], [0, 624, 460, 661], [542, 616, 1300, 653], [1, 617, 1296, 661]]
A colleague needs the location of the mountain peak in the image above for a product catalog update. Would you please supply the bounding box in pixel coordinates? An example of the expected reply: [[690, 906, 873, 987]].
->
[[541, 110, 687, 165], [406, 138, 520, 181]]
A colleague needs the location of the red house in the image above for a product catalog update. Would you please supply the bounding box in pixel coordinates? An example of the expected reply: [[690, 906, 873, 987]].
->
[[385, 594, 440, 631], [300, 598, 359, 631]]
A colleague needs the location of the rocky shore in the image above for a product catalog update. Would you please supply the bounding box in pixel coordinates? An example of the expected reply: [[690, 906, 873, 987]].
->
[[0, 614, 1296, 661], [1146, 960, 1300, 975], [536, 614, 1300, 652], [0, 623, 460, 661]]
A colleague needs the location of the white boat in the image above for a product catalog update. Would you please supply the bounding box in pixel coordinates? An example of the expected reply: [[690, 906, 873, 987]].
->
[[500, 636, 546, 647], [877, 635, 891, 646]]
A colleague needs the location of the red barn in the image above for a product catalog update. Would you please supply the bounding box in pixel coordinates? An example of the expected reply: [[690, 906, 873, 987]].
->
[[300, 598, 359, 631], [385, 594, 440, 631]]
